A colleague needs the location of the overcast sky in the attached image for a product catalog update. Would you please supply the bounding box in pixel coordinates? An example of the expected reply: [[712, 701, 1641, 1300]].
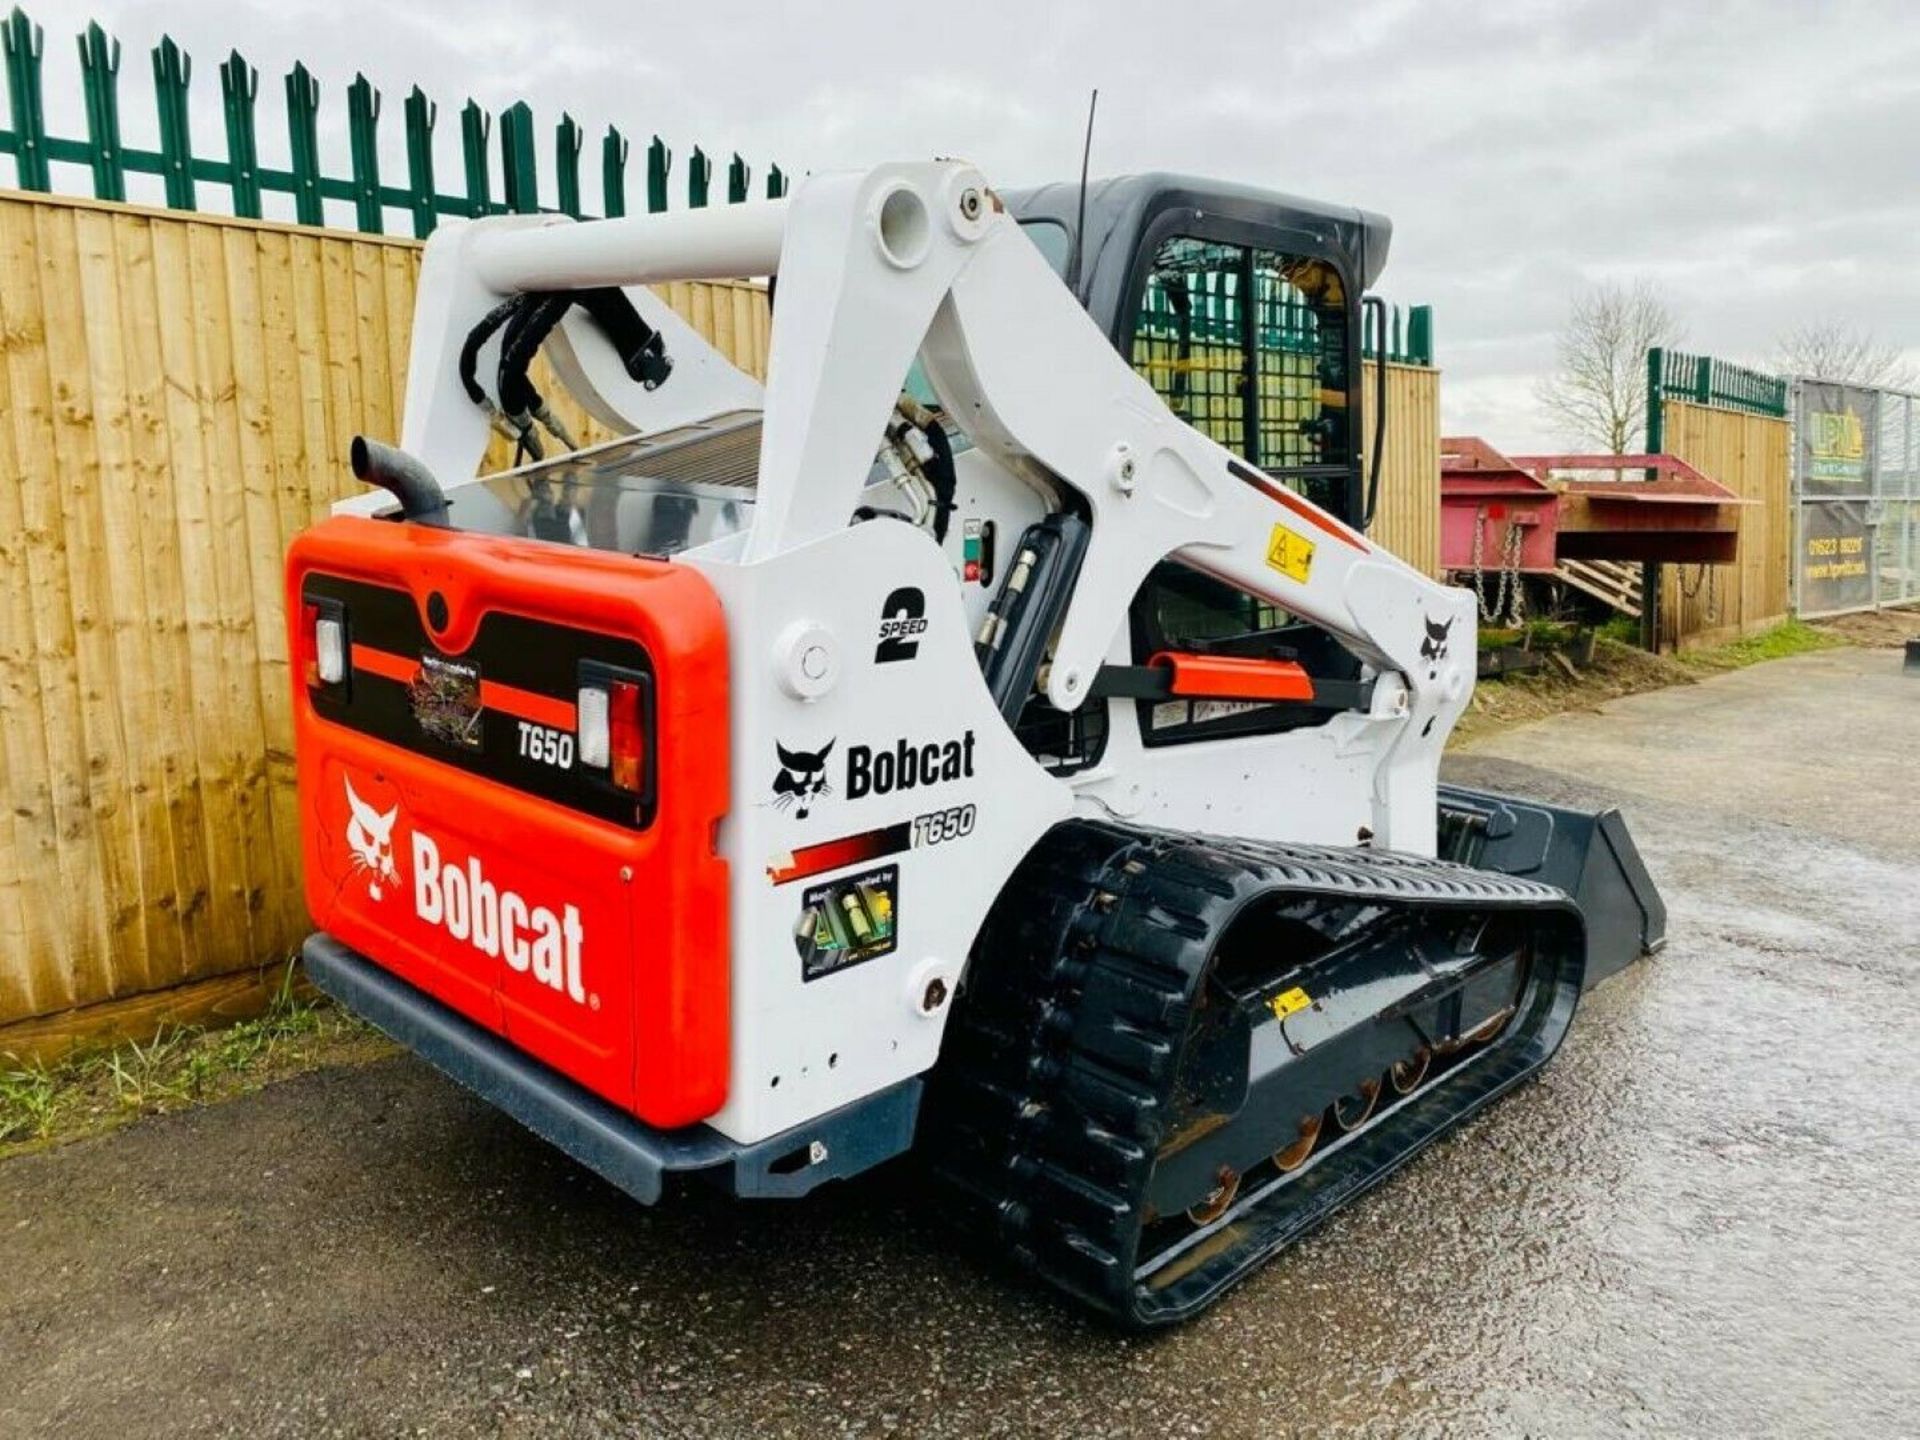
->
[[36, 0, 1920, 447]]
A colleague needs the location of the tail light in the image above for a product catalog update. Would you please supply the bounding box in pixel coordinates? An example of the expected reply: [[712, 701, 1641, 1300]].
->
[[577, 670, 648, 796], [303, 600, 348, 689]]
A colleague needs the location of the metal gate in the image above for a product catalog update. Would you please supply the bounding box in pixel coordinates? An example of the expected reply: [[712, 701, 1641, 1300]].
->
[[1792, 381, 1920, 617]]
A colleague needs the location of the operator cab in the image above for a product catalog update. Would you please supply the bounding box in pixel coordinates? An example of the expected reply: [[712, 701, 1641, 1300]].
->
[[1004, 175, 1395, 762], [1006, 173, 1392, 528]]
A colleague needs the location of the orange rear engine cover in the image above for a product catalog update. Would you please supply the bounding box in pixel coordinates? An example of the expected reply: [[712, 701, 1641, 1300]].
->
[[287, 516, 731, 1129]]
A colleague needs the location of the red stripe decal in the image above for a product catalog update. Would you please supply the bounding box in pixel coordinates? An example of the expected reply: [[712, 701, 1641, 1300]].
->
[[1227, 460, 1370, 553], [350, 643, 413, 685], [350, 643, 577, 731], [768, 822, 914, 885]]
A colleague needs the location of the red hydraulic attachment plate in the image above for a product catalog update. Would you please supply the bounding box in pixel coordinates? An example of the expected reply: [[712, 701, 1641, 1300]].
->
[[1150, 651, 1316, 702]]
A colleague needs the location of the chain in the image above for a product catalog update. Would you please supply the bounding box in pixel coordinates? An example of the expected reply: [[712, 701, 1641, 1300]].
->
[[1678, 564, 1720, 623], [1499, 521, 1526, 626], [1468, 507, 1527, 627], [1470, 506, 1490, 619]]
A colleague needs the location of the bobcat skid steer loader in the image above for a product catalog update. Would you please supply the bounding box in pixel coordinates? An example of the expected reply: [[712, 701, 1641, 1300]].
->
[[290, 161, 1665, 1326]]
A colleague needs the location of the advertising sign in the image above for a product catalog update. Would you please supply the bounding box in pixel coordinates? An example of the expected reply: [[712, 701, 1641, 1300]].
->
[[1798, 498, 1873, 614], [1797, 382, 1878, 497]]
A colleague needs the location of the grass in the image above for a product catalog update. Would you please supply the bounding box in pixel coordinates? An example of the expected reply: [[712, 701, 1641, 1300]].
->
[[0, 961, 389, 1156], [1452, 618, 1852, 748], [1677, 618, 1844, 671]]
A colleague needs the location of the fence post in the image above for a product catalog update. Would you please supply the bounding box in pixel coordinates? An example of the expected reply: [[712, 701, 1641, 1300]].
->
[[402, 86, 436, 237], [601, 124, 627, 218], [1645, 347, 1665, 452], [346, 73, 382, 233], [555, 111, 582, 217], [220, 50, 262, 218], [499, 101, 537, 213], [285, 62, 323, 225], [76, 20, 125, 200], [2, 9, 50, 191], [727, 152, 748, 204], [150, 34, 195, 209], [459, 100, 491, 216], [1641, 346, 1665, 653], [645, 134, 669, 213]]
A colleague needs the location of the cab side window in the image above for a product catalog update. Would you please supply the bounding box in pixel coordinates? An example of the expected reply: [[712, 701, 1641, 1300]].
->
[[1131, 237, 1351, 513]]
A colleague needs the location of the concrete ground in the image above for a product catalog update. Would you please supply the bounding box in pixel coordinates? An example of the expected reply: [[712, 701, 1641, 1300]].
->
[[4, 645, 1916, 1439]]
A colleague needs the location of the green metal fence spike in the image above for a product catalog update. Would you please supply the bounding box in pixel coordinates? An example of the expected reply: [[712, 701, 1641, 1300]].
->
[[645, 134, 669, 213], [688, 144, 709, 208], [402, 86, 437, 237], [346, 72, 383, 233], [766, 163, 785, 199], [76, 20, 124, 201], [460, 100, 492, 216], [150, 34, 195, 209], [727, 151, 748, 204], [219, 49, 261, 218], [1408, 304, 1433, 367], [555, 110, 582, 217], [602, 124, 628, 218], [499, 100, 537, 214], [5, 8, 52, 191], [284, 61, 323, 225]]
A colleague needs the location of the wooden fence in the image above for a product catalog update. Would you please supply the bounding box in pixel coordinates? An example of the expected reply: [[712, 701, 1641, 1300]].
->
[[1654, 398, 1793, 647], [1364, 361, 1442, 577], [0, 187, 1445, 1060]]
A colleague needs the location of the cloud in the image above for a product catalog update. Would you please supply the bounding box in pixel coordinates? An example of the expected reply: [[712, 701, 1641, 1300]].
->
[[54, 0, 1920, 446]]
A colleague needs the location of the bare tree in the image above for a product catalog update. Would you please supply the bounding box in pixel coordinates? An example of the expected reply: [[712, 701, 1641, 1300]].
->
[[1536, 279, 1686, 453], [1771, 320, 1917, 390]]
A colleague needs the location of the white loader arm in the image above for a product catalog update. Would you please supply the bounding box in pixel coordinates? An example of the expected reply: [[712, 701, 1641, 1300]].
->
[[729, 161, 1475, 737], [403, 160, 1474, 744]]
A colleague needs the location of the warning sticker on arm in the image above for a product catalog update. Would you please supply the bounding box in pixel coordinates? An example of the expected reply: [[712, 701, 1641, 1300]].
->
[[1265, 523, 1316, 583]]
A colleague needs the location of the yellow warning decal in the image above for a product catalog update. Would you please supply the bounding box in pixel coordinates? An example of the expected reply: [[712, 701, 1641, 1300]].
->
[[1265, 522, 1315, 583], [1270, 986, 1312, 1021]]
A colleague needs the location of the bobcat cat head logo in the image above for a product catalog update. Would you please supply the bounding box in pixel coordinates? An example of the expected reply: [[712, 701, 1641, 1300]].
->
[[772, 740, 834, 820], [1419, 615, 1453, 676], [344, 776, 401, 901]]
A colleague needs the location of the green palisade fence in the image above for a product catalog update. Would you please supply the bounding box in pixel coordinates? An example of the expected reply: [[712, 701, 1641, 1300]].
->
[[1137, 279, 1435, 367], [1364, 302, 1434, 367], [0, 5, 789, 239], [1645, 346, 1789, 450]]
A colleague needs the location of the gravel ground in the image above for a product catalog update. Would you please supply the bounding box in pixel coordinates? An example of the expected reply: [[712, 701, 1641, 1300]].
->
[[3, 644, 1915, 1439]]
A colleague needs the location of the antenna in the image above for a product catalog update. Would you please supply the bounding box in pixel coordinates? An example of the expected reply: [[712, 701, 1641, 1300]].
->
[[1065, 89, 1099, 295]]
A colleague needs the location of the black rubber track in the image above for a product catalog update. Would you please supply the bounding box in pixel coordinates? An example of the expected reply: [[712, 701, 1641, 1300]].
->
[[921, 817, 1585, 1328]]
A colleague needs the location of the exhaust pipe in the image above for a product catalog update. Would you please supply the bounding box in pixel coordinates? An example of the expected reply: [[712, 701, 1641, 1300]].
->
[[351, 436, 450, 527]]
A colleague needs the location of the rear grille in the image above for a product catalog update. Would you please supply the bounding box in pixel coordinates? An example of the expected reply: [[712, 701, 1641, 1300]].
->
[[592, 411, 762, 489]]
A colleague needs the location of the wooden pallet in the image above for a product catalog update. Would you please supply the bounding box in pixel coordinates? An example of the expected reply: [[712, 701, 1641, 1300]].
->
[[1555, 558, 1643, 618]]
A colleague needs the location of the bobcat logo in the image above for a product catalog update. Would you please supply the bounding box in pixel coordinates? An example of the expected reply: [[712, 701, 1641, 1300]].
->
[[1419, 615, 1453, 678], [344, 776, 401, 901], [772, 740, 834, 820]]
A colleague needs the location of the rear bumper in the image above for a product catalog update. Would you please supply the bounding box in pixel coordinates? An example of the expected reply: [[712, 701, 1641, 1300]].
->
[[303, 933, 920, 1203]]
